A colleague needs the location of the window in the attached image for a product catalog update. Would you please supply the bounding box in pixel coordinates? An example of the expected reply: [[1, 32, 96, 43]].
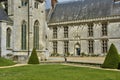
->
[[21, 21, 27, 50], [114, 0, 120, 2], [34, 2, 39, 9], [88, 40, 94, 54], [64, 41, 69, 54], [53, 27, 57, 38], [64, 27, 68, 38], [21, 0, 27, 6], [6, 28, 11, 48], [53, 41, 57, 53], [102, 23, 107, 36], [102, 40, 108, 53], [33, 20, 39, 50], [88, 24, 93, 37]]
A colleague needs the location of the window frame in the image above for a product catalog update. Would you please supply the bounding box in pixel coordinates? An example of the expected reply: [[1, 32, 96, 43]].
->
[[21, 0, 28, 6], [88, 40, 94, 54], [101, 39, 108, 53], [6, 28, 11, 49], [21, 21, 27, 50], [102, 23, 108, 36], [33, 20, 39, 50], [88, 23, 94, 37], [64, 41, 69, 54], [34, 1, 39, 9], [64, 26, 69, 38], [53, 41, 57, 53], [53, 27, 57, 39]]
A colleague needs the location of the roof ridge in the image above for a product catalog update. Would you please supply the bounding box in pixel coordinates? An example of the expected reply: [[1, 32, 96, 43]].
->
[[57, 0, 81, 4]]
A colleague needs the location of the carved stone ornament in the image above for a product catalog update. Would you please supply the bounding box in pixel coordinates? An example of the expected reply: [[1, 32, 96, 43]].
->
[[36, 0, 45, 3]]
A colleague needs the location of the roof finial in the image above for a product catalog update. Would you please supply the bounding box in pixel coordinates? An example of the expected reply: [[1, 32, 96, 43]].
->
[[51, 0, 57, 9]]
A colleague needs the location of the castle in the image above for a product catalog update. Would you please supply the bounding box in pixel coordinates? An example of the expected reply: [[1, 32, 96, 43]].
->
[[0, 0, 47, 60], [47, 0, 120, 56], [1, 0, 120, 60]]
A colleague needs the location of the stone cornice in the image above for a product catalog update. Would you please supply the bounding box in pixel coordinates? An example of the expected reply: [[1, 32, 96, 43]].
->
[[48, 16, 120, 27], [48, 37, 120, 42]]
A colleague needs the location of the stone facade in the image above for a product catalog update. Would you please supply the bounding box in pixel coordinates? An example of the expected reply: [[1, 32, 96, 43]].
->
[[0, 0, 47, 57], [0, 22, 13, 56], [47, 0, 120, 56], [48, 22, 120, 56]]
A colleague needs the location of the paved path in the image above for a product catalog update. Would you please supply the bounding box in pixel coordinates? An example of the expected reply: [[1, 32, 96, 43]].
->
[[47, 57, 105, 64], [0, 64, 28, 69]]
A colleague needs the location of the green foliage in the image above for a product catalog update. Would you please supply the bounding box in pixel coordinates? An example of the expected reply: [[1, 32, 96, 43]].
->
[[0, 57, 15, 66], [28, 48, 39, 64], [0, 3, 2, 8], [65, 52, 70, 56], [51, 52, 59, 56], [81, 52, 86, 57], [101, 44, 120, 69]]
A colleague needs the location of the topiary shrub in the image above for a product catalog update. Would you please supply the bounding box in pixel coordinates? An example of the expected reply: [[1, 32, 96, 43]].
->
[[101, 44, 120, 69], [28, 48, 39, 64], [118, 63, 120, 69]]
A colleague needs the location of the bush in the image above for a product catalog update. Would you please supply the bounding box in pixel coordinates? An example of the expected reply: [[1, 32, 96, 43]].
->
[[81, 52, 86, 57], [91, 54, 99, 57], [101, 44, 120, 69], [28, 48, 39, 64], [51, 53, 59, 56], [118, 63, 120, 69], [65, 52, 70, 56], [0, 57, 15, 66]]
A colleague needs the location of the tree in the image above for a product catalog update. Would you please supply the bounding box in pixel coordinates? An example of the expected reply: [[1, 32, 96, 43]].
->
[[101, 44, 120, 69], [28, 48, 39, 64]]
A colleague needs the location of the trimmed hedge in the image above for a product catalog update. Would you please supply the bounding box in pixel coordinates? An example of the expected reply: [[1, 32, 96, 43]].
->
[[28, 48, 39, 64], [101, 44, 120, 69]]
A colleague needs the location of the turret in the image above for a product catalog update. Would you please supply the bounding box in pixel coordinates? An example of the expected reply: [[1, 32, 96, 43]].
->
[[0, 0, 7, 13]]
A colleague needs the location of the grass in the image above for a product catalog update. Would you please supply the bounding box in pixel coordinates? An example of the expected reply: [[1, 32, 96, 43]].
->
[[0, 64, 120, 80], [0, 57, 15, 66]]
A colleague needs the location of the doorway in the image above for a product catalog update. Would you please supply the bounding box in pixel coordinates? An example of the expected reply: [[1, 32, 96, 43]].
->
[[74, 43, 81, 56]]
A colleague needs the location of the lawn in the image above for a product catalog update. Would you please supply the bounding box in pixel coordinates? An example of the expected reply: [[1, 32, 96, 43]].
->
[[0, 64, 120, 80]]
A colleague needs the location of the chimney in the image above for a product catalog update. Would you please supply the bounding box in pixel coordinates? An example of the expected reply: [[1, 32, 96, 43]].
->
[[51, 0, 57, 8]]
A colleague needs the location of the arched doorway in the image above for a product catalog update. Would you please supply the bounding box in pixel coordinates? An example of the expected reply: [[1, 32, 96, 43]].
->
[[74, 43, 81, 56]]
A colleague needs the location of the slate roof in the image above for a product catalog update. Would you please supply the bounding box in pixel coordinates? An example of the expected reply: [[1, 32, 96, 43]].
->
[[49, 0, 120, 23], [0, 7, 11, 22], [46, 9, 50, 18]]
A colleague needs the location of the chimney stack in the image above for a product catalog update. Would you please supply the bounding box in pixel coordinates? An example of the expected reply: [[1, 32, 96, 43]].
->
[[51, 0, 57, 8]]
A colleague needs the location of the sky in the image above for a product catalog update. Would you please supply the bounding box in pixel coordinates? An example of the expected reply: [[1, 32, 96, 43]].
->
[[46, 0, 74, 9], [58, 0, 73, 2]]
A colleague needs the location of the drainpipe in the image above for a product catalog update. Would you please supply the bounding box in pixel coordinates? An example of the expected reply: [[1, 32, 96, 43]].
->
[[0, 27, 2, 57], [28, 0, 30, 56]]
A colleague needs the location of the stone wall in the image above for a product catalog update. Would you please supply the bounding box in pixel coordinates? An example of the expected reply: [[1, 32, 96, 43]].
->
[[0, 22, 13, 56], [10, 0, 46, 55], [48, 22, 120, 55]]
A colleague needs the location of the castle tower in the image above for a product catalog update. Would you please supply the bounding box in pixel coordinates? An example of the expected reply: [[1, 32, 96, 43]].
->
[[7, 0, 46, 56]]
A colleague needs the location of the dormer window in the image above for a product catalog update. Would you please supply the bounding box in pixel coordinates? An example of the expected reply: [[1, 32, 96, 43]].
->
[[21, 0, 27, 6]]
